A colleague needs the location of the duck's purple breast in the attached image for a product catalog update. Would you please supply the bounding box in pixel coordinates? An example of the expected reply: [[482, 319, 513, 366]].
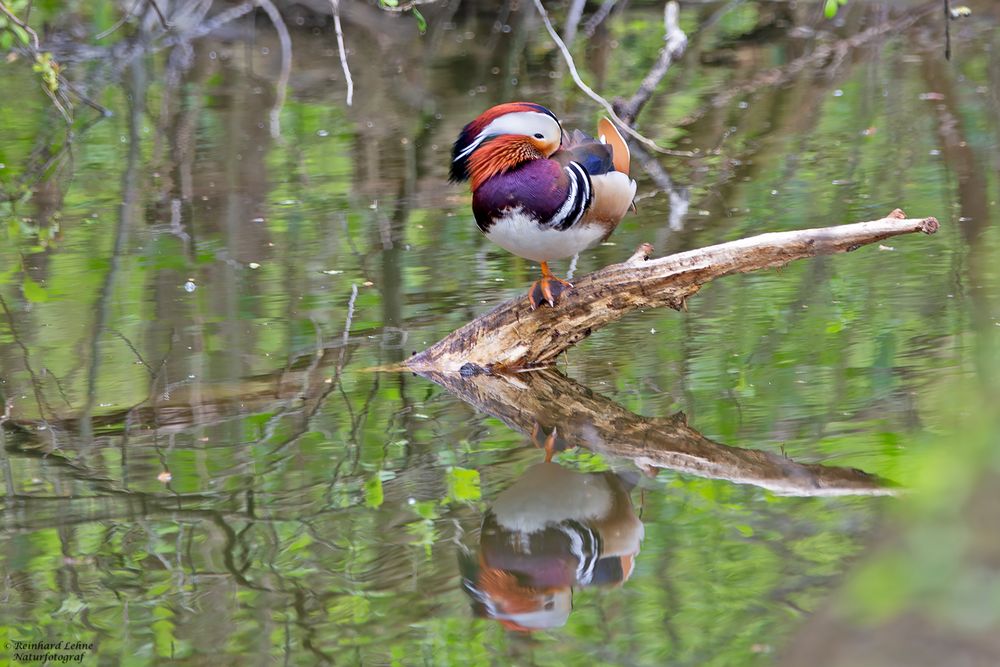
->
[[472, 159, 568, 233]]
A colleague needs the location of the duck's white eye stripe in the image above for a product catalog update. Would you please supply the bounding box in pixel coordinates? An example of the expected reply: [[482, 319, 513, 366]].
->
[[455, 111, 560, 163]]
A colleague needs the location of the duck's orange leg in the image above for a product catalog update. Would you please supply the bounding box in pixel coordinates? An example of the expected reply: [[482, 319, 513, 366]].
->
[[530, 423, 561, 462], [528, 261, 573, 309]]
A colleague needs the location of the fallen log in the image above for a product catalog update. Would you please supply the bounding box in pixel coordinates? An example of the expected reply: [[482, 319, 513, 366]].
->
[[418, 367, 895, 496], [406, 210, 939, 373]]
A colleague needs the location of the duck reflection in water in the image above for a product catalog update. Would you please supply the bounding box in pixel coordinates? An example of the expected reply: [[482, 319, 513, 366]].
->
[[460, 427, 644, 632]]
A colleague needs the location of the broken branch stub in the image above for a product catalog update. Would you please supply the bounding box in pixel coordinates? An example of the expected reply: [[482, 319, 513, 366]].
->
[[406, 211, 939, 373]]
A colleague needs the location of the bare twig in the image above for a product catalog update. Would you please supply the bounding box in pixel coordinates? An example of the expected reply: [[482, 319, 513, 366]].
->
[[531, 0, 694, 158], [57, 78, 111, 117], [943, 0, 951, 60], [256, 0, 292, 138], [0, 0, 40, 49], [562, 0, 587, 47], [330, 0, 354, 107], [40, 85, 72, 125], [167, 1, 254, 43], [406, 211, 940, 372], [581, 0, 618, 39], [147, 0, 170, 30], [0, 293, 57, 427], [616, 1, 687, 126], [378, 0, 436, 13], [96, 0, 143, 40], [110, 329, 155, 377], [331, 282, 359, 389]]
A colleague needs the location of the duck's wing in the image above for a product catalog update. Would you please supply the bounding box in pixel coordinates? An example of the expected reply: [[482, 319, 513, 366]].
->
[[552, 130, 615, 175], [552, 120, 630, 176], [597, 118, 631, 176], [551, 124, 635, 230]]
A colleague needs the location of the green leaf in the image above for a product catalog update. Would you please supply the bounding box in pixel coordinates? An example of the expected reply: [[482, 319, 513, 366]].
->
[[824, 0, 839, 19], [446, 466, 481, 504], [287, 532, 313, 552], [22, 275, 48, 302], [412, 8, 427, 34], [364, 474, 384, 508], [56, 594, 86, 615], [413, 500, 438, 520], [152, 618, 175, 657]]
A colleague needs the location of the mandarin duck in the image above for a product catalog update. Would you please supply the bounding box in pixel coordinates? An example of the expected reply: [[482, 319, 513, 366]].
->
[[460, 460, 644, 632], [450, 103, 637, 309]]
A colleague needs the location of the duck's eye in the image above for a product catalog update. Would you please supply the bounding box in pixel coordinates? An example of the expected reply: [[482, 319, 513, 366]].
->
[[533, 133, 545, 139]]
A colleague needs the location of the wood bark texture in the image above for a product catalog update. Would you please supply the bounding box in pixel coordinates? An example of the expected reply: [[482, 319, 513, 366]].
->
[[407, 210, 939, 373]]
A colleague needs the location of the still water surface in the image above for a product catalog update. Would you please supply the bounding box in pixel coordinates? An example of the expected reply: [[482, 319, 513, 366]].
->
[[1, 2, 999, 665]]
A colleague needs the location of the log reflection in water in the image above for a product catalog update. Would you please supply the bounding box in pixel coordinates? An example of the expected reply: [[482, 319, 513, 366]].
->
[[419, 368, 896, 497]]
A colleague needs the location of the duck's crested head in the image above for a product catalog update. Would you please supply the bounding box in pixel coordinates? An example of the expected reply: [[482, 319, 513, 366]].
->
[[459, 550, 573, 632], [450, 102, 563, 183]]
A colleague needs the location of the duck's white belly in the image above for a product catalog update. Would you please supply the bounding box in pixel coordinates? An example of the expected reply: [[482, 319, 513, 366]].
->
[[485, 207, 605, 263], [491, 463, 613, 534]]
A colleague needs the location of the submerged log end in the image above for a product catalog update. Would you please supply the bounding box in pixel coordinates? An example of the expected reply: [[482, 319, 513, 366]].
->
[[920, 216, 940, 234], [890, 208, 938, 234]]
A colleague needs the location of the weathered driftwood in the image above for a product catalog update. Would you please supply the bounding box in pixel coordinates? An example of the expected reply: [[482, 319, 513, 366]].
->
[[419, 367, 895, 496], [406, 210, 939, 373]]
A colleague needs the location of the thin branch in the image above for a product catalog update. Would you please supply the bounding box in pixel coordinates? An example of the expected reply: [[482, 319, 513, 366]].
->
[[147, 0, 170, 30], [562, 0, 587, 47], [110, 329, 155, 378], [531, 0, 694, 158], [95, 0, 143, 40], [616, 1, 687, 126], [256, 0, 292, 138], [0, 0, 40, 50], [330, 0, 354, 107], [57, 78, 112, 117], [581, 0, 618, 39], [40, 85, 72, 125], [406, 210, 940, 372], [943, 0, 951, 60], [341, 283, 358, 348], [378, 0, 436, 13], [0, 293, 57, 426], [167, 1, 254, 43]]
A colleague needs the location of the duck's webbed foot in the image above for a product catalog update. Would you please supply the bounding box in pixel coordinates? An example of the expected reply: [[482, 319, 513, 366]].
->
[[528, 261, 573, 309]]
